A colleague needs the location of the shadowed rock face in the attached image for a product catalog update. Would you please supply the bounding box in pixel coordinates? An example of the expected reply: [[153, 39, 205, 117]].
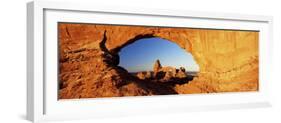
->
[[58, 23, 259, 99]]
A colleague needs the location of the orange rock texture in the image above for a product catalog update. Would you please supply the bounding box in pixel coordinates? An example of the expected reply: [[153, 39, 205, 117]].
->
[[58, 23, 258, 99]]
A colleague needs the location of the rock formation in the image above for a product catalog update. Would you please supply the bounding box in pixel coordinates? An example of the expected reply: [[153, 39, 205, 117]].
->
[[145, 71, 152, 79], [136, 72, 146, 80], [150, 60, 188, 82], [153, 59, 162, 76], [160, 66, 177, 76], [176, 67, 187, 78], [136, 71, 153, 80], [163, 71, 174, 81], [179, 67, 186, 73], [58, 23, 259, 99]]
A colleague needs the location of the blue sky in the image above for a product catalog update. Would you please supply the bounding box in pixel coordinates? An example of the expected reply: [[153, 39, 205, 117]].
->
[[118, 37, 199, 72]]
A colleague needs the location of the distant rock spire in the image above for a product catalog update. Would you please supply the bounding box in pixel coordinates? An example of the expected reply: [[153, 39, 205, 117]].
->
[[153, 59, 162, 73]]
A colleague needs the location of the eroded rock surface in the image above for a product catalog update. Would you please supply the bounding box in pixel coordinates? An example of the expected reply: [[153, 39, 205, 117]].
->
[[59, 23, 258, 99]]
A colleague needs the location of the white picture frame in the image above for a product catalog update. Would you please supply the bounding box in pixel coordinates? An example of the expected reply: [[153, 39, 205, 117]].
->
[[27, 0, 273, 122]]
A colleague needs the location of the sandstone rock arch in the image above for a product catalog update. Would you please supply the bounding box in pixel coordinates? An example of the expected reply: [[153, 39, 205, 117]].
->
[[58, 23, 258, 99]]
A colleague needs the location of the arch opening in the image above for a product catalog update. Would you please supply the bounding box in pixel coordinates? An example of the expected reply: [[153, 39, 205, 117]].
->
[[118, 37, 199, 85]]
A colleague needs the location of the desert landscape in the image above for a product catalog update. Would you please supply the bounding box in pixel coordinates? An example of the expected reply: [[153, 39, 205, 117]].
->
[[58, 23, 259, 99]]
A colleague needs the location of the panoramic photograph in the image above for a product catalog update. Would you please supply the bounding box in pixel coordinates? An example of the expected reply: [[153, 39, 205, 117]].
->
[[58, 23, 259, 99]]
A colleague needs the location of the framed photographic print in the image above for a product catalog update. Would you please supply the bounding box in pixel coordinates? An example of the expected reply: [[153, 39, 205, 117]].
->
[[27, 0, 273, 122]]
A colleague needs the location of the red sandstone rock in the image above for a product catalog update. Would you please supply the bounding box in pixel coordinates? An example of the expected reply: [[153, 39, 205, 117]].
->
[[145, 71, 152, 79], [58, 23, 259, 99], [136, 72, 146, 80]]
